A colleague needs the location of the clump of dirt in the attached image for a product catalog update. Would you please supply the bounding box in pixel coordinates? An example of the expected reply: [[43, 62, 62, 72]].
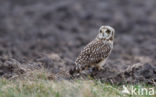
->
[[0, 56, 25, 78], [36, 53, 72, 79], [90, 63, 156, 85], [123, 63, 156, 84], [0, 54, 72, 80]]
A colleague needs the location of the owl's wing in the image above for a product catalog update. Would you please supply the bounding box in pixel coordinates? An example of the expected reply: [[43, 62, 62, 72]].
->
[[75, 39, 112, 66]]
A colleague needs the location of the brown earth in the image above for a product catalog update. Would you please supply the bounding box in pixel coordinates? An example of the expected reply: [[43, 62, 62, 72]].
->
[[0, 0, 156, 84]]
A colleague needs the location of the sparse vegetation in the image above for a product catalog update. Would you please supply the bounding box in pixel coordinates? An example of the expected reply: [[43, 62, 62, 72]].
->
[[0, 69, 155, 97]]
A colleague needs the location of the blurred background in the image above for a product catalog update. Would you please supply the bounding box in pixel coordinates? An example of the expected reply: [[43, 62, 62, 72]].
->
[[0, 0, 155, 67]]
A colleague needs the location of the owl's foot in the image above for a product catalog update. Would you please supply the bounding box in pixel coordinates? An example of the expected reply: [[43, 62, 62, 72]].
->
[[96, 65, 104, 71], [92, 65, 103, 71]]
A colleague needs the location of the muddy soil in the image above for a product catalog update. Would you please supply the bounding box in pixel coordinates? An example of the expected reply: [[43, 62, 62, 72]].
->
[[0, 0, 156, 84]]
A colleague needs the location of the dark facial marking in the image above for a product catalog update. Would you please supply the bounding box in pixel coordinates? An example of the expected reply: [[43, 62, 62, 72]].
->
[[100, 30, 102, 33], [106, 29, 111, 34]]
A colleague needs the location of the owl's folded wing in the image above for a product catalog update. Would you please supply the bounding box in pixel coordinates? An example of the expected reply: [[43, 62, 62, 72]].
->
[[75, 39, 111, 66]]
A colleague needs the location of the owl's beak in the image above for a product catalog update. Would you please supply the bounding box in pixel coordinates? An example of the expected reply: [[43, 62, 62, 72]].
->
[[103, 31, 108, 38]]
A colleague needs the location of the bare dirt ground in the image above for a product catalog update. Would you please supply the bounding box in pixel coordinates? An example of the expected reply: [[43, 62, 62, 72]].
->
[[0, 0, 156, 84]]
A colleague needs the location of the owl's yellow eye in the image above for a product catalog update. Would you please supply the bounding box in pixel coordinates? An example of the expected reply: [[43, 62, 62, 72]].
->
[[106, 29, 111, 34]]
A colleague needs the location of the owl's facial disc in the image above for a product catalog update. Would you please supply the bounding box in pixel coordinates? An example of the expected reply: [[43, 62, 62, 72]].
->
[[98, 26, 114, 40]]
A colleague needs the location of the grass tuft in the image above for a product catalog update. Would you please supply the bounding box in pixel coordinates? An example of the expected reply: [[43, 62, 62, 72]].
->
[[0, 69, 155, 97]]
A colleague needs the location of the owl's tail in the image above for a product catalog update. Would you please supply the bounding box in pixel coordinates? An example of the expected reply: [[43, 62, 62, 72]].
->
[[69, 64, 86, 76]]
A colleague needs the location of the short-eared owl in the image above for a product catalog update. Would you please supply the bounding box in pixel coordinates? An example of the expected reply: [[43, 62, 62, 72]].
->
[[71, 26, 115, 74]]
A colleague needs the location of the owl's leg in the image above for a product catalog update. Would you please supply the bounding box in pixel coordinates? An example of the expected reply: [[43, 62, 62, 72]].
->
[[96, 65, 104, 70], [95, 59, 107, 70]]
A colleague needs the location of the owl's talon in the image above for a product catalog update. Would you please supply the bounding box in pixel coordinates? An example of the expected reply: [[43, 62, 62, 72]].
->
[[97, 66, 104, 71]]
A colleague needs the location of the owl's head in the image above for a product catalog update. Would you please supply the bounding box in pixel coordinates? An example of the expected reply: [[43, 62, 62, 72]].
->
[[97, 26, 115, 40]]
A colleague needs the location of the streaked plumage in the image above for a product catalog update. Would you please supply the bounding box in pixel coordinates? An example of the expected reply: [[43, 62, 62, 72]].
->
[[70, 26, 115, 75], [75, 38, 112, 67]]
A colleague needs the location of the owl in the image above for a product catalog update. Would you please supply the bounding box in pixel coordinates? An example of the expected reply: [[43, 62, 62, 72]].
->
[[70, 26, 115, 75]]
